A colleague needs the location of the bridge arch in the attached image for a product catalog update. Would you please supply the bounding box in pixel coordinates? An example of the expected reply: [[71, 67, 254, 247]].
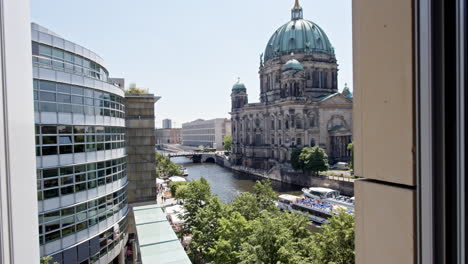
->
[[204, 157, 215, 163]]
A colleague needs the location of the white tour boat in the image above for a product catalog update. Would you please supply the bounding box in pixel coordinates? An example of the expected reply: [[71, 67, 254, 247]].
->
[[302, 187, 355, 211]]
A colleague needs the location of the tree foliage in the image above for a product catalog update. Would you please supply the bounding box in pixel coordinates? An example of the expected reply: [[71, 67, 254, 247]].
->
[[125, 83, 148, 94], [169, 181, 187, 197], [180, 178, 355, 264], [291, 146, 329, 175], [156, 152, 182, 177], [223, 135, 232, 151], [347, 142, 354, 171], [41, 256, 59, 264]]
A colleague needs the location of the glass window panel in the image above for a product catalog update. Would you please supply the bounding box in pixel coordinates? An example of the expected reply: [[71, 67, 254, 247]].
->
[[85, 127, 95, 133], [86, 135, 95, 142], [39, 81, 56, 91], [72, 105, 83, 114], [77, 204, 87, 212], [95, 127, 104, 133], [61, 225, 75, 237], [74, 144, 85, 153], [42, 146, 57, 155], [42, 136, 57, 145], [40, 102, 57, 112], [39, 45, 52, 57], [43, 168, 58, 178], [61, 176, 73, 185], [32, 42, 39, 55], [75, 165, 86, 173], [87, 163, 96, 170], [60, 186, 74, 196], [52, 48, 64, 59], [75, 174, 86, 182], [71, 95, 83, 104], [61, 216, 74, 227], [87, 171, 96, 179], [76, 221, 88, 232], [74, 135, 85, 143], [45, 231, 60, 242], [84, 89, 93, 97], [57, 83, 71, 93], [86, 144, 96, 152], [58, 125, 72, 134], [61, 208, 74, 216], [84, 106, 94, 115], [84, 98, 94, 106], [76, 212, 87, 222], [44, 189, 59, 199], [59, 136, 72, 144], [44, 211, 60, 222], [57, 94, 71, 103], [74, 56, 83, 66], [52, 61, 64, 69], [64, 52, 73, 62], [60, 167, 74, 175], [58, 104, 73, 113], [60, 144, 73, 154], [74, 126, 86, 134], [43, 179, 58, 188], [71, 85, 83, 95], [40, 92, 56, 102]]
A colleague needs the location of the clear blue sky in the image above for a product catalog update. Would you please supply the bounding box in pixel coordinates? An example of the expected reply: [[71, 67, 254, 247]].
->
[[30, 0, 352, 128]]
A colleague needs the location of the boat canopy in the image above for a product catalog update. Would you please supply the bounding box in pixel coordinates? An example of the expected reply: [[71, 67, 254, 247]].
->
[[304, 187, 340, 199], [278, 194, 300, 202]]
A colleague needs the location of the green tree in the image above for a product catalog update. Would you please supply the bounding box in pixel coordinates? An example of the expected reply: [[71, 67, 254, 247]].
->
[[41, 256, 59, 264], [188, 195, 226, 263], [300, 146, 329, 175], [155, 152, 182, 177], [252, 179, 278, 212], [180, 178, 212, 235], [291, 148, 304, 171], [223, 135, 232, 152], [347, 142, 354, 171], [169, 181, 187, 197], [125, 83, 148, 94], [210, 212, 252, 264], [306, 211, 355, 264]]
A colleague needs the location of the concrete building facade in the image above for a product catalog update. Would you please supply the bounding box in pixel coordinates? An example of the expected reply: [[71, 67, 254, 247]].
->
[[156, 128, 182, 145], [182, 118, 231, 150], [230, 1, 353, 170], [125, 94, 160, 203], [162, 119, 172, 129], [32, 23, 128, 263]]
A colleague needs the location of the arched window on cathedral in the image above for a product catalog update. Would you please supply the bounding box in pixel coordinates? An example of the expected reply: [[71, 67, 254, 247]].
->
[[278, 119, 282, 129], [310, 138, 316, 147], [285, 120, 289, 129], [309, 115, 316, 128], [271, 119, 275, 130], [296, 119, 303, 129]]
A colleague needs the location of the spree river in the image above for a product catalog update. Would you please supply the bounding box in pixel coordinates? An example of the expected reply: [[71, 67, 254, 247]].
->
[[171, 156, 303, 203]]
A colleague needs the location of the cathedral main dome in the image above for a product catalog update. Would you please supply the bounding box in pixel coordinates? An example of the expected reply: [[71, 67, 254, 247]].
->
[[264, 1, 335, 62]]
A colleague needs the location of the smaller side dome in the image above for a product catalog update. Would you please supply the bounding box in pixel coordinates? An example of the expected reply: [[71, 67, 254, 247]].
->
[[232, 78, 247, 90], [282, 57, 304, 71]]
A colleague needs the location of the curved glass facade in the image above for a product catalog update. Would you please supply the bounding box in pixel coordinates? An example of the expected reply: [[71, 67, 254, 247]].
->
[[32, 23, 128, 263]]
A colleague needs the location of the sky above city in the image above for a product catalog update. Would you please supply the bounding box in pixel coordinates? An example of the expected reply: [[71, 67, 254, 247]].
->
[[30, 0, 352, 128]]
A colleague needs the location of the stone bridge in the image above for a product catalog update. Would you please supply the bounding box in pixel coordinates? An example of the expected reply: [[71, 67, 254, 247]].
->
[[163, 151, 220, 163]]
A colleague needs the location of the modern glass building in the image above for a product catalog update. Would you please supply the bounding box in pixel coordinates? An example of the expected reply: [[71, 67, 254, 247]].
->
[[31, 23, 128, 263]]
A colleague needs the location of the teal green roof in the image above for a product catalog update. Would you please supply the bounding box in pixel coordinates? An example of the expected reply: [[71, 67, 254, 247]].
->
[[232, 79, 246, 90], [282, 58, 304, 71], [134, 204, 191, 264], [264, 3, 334, 62]]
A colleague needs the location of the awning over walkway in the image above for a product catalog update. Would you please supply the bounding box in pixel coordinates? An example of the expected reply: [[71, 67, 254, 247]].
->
[[134, 204, 191, 264]]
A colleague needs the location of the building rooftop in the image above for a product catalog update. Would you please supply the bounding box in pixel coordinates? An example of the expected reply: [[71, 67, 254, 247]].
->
[[134, 204, 191, 264]]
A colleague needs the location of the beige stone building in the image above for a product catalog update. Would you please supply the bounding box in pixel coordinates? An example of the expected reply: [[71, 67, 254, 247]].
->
[[156, 128, 181, 145], [230, 1, 353, 170]]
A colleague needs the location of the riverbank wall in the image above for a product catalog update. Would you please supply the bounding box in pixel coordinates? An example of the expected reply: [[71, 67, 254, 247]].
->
[[215, 155, 355, 196]]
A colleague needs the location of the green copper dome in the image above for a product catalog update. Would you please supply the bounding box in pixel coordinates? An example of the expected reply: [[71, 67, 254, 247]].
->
[[232, 78, 246, 90], [282, 58, 303, 71], [264, 1, 335, 62]]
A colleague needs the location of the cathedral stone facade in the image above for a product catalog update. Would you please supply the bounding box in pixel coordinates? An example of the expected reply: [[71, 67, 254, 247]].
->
[[230, 0, 353, 170]]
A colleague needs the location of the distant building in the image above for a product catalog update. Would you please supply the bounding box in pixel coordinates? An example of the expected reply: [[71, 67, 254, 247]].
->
[[182, 118, 231, 150], [162, 119, 172, 129], [156, 128, 182, 144]]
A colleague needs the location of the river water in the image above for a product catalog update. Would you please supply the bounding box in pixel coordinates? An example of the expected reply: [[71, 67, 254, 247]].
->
[[171, 157, 303, 203]]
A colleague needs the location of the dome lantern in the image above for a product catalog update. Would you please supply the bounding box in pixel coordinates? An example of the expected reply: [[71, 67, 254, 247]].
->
[[291, 0, 303, 20], [232, 77, 247, 90]]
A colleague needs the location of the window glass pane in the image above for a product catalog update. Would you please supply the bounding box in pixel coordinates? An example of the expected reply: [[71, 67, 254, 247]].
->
[[41, 125, 57, 134], [43, 168, 58, 178], [60, 167, 74, 176], [43, 179, 58, 188], [74, 126, 86, 134], [59, 145, 73, 154], [40, 92, 56, 102], [64, 52, 73, 62], [84, 98, 94, 106], [40, 102, 57, 112], [45, 231, 60, 243], [74, 144, 85, 153], [59, 136, 72, 144], [61, 186, 74, 195], [58, 104, 72, 113], [52, 48, 64, 59], [39, 45, 52, 57], [40, 81, 56, 91], [84, 106, 94, 115], [71, 86, 83, 95], [42, 136, 57, 145], [57, 126, 71, 134], [61, 176, 73, 185], [44, 189, 59, 199], [57, 94, 71, 103], [57, 83, 71, 93], [42, 146, 57, 155], [72, 105, 83, 114], [84, 89, 93, 97], [71, 96, 83, 104]]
